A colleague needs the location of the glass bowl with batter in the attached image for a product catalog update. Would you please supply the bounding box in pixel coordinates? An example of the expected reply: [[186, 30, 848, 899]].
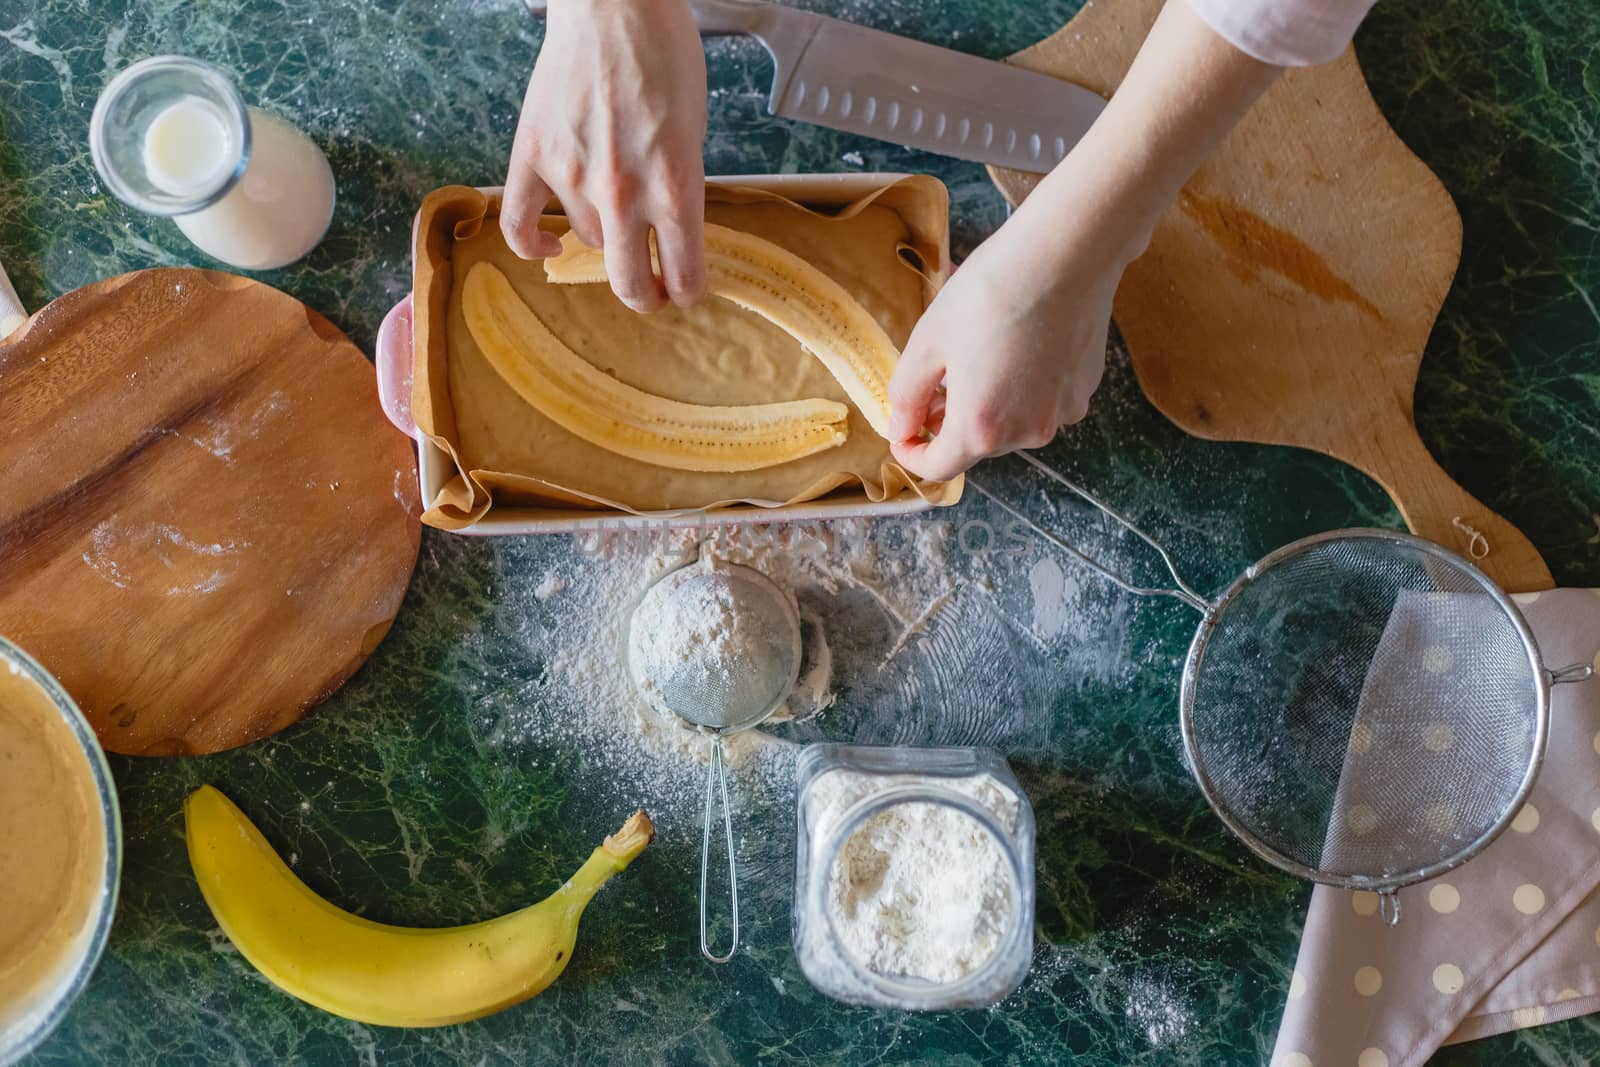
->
[[0, 636, 121, 1065]]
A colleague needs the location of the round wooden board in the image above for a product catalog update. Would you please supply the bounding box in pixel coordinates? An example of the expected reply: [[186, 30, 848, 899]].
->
[[0, 268, 421, 756]]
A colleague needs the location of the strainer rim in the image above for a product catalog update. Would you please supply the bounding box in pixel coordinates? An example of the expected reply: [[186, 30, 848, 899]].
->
[[624, 556, 803, 735], [1177, 527, 1551, 891]]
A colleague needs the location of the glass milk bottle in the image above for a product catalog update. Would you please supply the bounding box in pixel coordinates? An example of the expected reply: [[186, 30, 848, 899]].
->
[[90, 56, 336, 271]]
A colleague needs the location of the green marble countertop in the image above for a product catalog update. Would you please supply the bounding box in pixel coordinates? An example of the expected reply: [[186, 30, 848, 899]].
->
[[6, 0, 1598, 1063]]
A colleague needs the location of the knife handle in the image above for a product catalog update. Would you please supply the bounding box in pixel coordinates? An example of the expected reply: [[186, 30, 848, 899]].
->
[[522, 0, 765, 36]]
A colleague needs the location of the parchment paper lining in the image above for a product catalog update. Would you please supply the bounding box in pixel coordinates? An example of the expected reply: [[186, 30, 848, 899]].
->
[[412, 178, 962, 530]]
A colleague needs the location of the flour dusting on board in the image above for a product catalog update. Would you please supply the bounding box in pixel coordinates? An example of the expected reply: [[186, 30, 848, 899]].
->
[[81, 516, 250, 596]]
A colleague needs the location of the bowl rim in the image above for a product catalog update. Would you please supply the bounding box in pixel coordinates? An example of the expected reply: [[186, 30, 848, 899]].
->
[[0, 637, 122, 1066]]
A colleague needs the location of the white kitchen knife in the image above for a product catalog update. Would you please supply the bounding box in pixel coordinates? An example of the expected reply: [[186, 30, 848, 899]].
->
[[524, 0, 1106, 173]]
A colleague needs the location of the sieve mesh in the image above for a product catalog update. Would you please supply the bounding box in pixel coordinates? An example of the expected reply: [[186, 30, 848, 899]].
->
[[627, 561, 802, 732], [1183, 534, 1543, 886]]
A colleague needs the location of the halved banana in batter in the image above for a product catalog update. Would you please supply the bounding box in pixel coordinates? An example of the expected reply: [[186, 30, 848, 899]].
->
[[544, 224, 899, 438], [462, 261, 850, 473]]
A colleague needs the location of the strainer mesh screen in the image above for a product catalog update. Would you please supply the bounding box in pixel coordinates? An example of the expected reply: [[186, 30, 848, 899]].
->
[[1185, 536, 1540, 884], [629, 566, 800, 731]]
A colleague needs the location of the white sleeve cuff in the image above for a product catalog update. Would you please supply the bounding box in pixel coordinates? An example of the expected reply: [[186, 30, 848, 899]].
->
[[1184, 0, 1378, 66]]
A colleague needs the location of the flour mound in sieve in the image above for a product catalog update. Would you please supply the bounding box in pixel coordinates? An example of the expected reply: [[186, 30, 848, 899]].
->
[[627, 564, 743, 706]]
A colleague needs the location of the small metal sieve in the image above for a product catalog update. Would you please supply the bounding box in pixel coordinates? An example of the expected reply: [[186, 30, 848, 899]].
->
[[972, 452, 1594, 922], [626, 554, 802, 962]]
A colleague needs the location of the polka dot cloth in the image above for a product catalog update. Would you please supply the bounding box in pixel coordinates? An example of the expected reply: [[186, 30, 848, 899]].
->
[[1513, 884, 1546, 915], [1271, 589, 1600, 1066], [1422, 723, 1455, 752], [1511, 1005, 1546, 1027], [1420, 644, 1454, 674], [1428, 883, 1460, 914], [1345, 803, 1378, 835], [1424, 803, 1456, 834]]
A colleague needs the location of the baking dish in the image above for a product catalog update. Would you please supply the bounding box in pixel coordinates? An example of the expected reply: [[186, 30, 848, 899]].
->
[[376, 172, 960, 536]]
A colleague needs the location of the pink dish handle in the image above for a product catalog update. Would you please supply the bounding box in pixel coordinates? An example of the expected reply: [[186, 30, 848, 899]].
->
[[375, 293, 417, 438]]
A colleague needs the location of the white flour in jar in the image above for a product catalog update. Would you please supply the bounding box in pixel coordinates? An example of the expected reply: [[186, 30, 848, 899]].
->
[[812, 769, 1019, 985]]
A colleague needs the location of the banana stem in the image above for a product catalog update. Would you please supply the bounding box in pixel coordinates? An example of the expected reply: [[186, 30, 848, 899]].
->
[[559, 810, 656, 908], [604, 810, 656, 863]]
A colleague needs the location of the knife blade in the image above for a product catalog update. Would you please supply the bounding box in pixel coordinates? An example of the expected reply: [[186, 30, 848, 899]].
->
[[524, 0, 1106, 174]]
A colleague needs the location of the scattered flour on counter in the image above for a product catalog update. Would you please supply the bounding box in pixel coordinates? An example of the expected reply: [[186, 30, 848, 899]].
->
[[789, 613, 835, 721], [507, 537, 758, 813], [1124, 972, 1195, 1048], [480, 522, 908, 819], [1029, 555, 1081, 639], [471, 533, 795, 826], [483, 511, 1112, 826]]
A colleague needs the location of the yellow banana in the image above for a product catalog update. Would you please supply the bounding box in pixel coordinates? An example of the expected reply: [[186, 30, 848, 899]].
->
[[463, 261, 849, 472], [185, 785, 654, 1027], [544, 224, 899, 438]]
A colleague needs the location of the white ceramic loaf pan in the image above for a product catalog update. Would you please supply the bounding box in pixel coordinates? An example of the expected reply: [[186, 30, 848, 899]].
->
[[375, 172, 952, 536]]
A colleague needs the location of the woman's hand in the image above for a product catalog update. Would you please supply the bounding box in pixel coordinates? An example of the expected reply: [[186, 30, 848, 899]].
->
[[888, 0, 1281, 480], [887, 193, 1130, 482], [501, 0, 708, 312]]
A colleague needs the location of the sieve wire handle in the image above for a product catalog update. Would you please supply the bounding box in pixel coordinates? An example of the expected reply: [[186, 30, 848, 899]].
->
[[968, 451, 1211, 615], [699, 736, 739, 964], [1550, 662, 1594, 686]]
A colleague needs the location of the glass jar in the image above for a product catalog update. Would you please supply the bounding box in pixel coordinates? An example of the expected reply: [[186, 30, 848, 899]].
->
[[793, 744, 1035, 1010], [90, 55, 336, 271]]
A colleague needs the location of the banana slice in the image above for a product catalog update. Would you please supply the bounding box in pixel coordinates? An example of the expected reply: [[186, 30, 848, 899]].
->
[[544, 224, 899, 439], [462, 261, 849, 472]]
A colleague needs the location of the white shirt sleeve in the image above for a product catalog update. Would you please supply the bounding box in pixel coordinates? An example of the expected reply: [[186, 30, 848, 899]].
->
[[1184, 0, 1377, 66]]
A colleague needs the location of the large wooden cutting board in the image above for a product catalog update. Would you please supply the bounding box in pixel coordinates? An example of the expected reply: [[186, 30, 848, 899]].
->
[[989, 0, 1554, 593], [0, 268, 421, 756]]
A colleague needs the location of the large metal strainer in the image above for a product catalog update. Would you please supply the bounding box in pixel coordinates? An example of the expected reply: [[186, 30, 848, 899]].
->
[[973, 452, 1593, 922]]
